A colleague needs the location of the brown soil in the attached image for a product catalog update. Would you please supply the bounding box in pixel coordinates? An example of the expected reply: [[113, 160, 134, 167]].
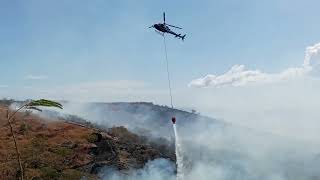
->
[[0, 105, 175, 180]]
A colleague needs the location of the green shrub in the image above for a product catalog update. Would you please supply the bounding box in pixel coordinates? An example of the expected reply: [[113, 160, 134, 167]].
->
[[86, 133, 99, 143], [52, 147, 72, 156], [40, 167, 60, 180], [60, 169, 82, 180]]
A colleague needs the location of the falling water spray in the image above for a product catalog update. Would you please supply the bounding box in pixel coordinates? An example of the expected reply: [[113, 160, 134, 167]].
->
[[173, 122, 184, 180]]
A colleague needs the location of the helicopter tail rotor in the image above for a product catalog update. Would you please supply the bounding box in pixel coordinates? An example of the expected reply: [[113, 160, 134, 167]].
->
[[181, 34, 186, 41]]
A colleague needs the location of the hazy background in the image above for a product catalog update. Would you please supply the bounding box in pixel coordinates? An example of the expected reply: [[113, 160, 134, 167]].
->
[[1, 2, 320, 179]]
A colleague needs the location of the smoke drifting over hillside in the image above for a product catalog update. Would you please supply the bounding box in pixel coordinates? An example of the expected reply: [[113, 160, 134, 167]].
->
[[26, 41, 320, 179], [58, 102, 320, 180], [100, 159, 176, 180]]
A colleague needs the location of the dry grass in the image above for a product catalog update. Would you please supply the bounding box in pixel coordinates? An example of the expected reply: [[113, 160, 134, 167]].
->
[[0, 105, 97, 179]]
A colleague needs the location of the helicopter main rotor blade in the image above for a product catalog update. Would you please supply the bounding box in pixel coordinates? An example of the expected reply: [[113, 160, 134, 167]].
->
[[167, 24, 182, 29], [163, 12, 166, 24]]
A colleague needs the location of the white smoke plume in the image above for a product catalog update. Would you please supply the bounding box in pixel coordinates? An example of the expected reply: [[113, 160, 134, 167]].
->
[[100, 159, 176, 180], [189, 43, 320, 88], [54, 101, 320, 180]]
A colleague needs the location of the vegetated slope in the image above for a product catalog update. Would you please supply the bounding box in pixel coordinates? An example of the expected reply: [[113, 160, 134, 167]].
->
[[63, 102, 225, 139], [63, 102, 320, 180], [4, 100, 319, 179], [0, 103, 175, 180]]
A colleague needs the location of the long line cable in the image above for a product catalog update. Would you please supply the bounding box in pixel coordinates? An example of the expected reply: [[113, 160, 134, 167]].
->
[[163, 35, 174, 109], [163, 34, 183, 179]]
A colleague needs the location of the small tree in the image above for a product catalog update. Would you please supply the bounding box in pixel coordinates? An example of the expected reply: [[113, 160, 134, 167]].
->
[[6, 99, 63, 180]]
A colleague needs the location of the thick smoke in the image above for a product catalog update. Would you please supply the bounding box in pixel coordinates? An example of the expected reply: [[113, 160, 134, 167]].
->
[[60, 102, 187, 139], [40, 43, 320, 179], [178, 123, 320, 180], [57, 101, 320, 180], [189, 43, 320, 88], [100, 159, 176, 180]]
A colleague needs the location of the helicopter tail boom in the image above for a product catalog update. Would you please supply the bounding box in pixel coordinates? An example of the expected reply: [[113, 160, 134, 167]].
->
[[174, 34, 186, 41]]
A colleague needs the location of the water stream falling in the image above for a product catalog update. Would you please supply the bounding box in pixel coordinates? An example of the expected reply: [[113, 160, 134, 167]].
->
[[173, 124, 184, 180]]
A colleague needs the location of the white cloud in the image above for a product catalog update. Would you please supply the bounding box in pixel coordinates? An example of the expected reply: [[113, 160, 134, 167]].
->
[[183, 42, 320, 144], [25, 75, 48, 80], [304, 42, 320, 74], [0, 85, 8, 88], [189, 43, 320, 88]]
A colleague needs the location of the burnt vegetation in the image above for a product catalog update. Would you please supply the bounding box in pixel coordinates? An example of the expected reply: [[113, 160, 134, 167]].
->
[[0, 100, 176, 180]]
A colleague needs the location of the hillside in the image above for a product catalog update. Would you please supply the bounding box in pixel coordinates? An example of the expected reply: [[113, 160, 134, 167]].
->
[[60, 102, 225, 139], [2, 100, 320, 180], [0, 103, 175, 180]]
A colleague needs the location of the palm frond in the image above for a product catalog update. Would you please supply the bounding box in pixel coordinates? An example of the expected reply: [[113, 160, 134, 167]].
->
[[27, 99, 63, 109]]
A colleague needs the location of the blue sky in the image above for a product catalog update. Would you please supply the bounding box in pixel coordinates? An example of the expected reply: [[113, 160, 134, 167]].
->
[[1, 0, 320, 89], [1, 0, 320, 142], [0, 0, 320, 97]]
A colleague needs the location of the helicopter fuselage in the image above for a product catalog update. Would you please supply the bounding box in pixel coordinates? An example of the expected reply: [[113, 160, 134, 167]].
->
[[154, 23, 171, 33], [151, 22, 185, 40], [149, 12, 186, 41]]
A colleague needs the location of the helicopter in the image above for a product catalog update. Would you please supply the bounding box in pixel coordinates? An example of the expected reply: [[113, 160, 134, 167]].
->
[[149, 12, 186, 41]]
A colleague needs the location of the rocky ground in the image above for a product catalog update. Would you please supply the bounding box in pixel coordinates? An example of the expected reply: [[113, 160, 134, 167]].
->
[[0, 104, 175, 180]]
